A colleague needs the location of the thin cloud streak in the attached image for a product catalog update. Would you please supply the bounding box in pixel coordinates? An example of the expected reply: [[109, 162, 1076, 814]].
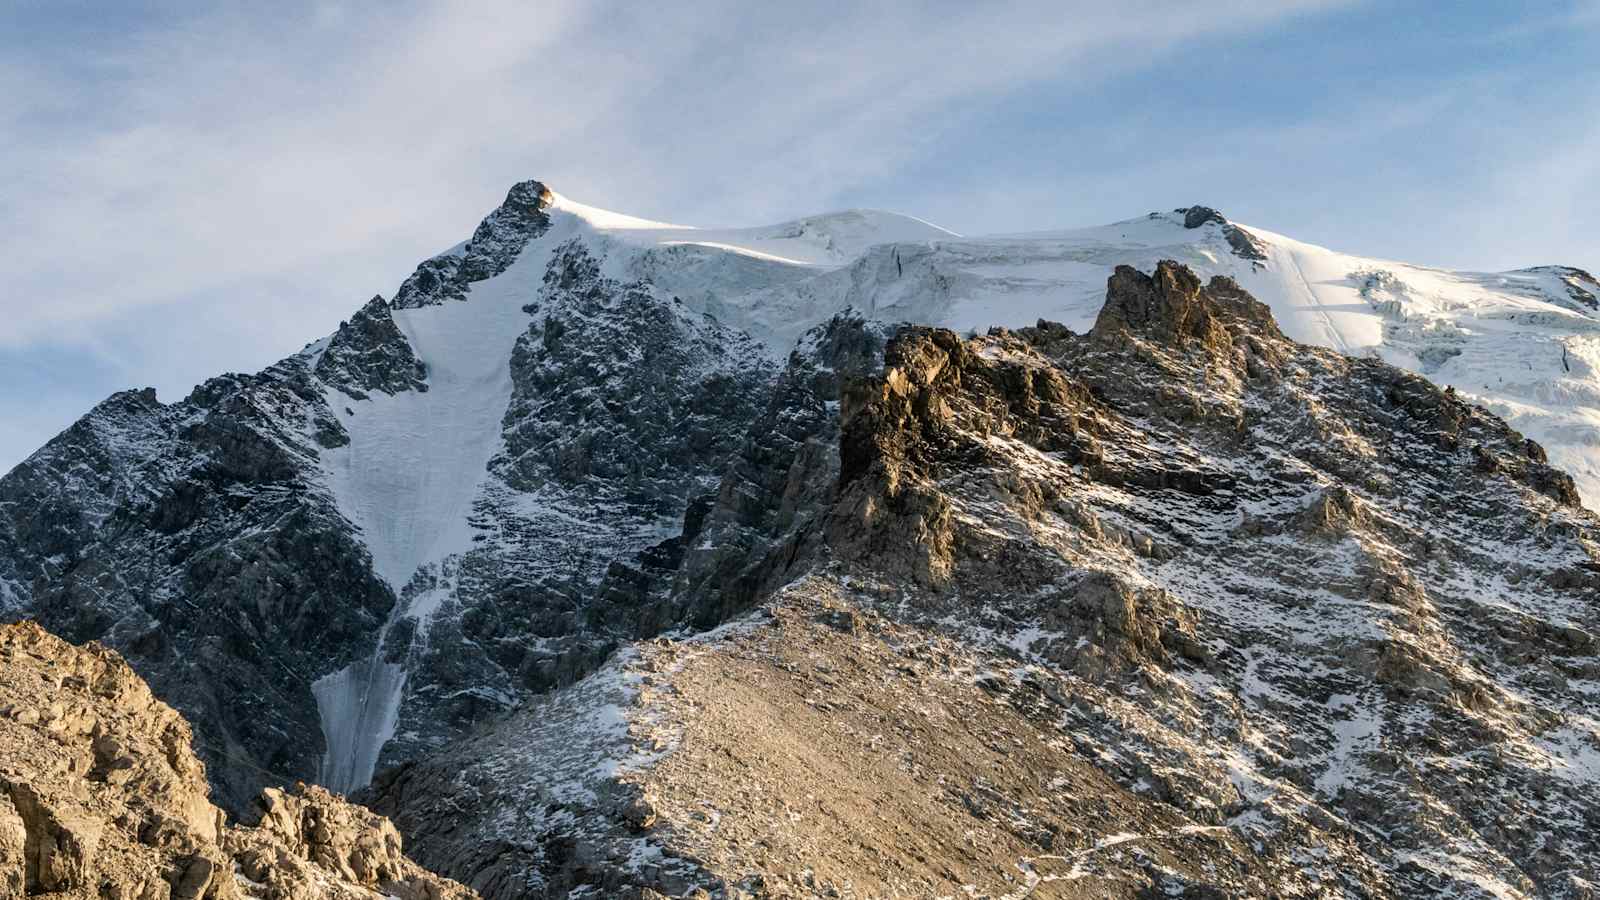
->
[[4, 0, 1596, 474], [0, 0, 1348, 344]]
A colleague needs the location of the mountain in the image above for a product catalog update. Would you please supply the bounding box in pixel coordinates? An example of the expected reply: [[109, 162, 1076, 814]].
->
[[2, 181, 1597, 897]]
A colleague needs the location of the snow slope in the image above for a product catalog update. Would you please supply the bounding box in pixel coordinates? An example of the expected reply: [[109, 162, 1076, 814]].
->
[[319, 218, 587, 595], [562, 200, 1600, 505], [565, 199, 959, 267]]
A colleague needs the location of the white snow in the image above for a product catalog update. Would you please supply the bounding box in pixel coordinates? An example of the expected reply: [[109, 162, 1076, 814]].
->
[[584, 205, 958, 267], [1530, 719, 1600, 783], [319, 222, 568, 592], [0, 577, 21, 615], [656, 240, 818, 267], [1314, 692, 1383, 795], [570, 203, 1599, 504], [311, 656, 406, 794], [548, 190, 691, 231]]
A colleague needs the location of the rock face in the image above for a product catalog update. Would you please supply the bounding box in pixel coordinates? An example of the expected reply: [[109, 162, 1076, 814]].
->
[[367, 236, 778, 778], [369, 262, 1600, 898], [0, 620, 472, 899], [316, 296, 429, 401], [0, 357, 392, 813], [1175, 206, 1267, 262], [1177, 205, 1227, 229]]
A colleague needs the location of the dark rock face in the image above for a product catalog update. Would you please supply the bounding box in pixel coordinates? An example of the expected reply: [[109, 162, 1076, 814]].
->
[[0, 359, 395, 815], [1222, 222, 1268, 261], [316, 295, 429, 399], [1172, 206, 1267, 262], [392, 180, 554, 309], [1176, 206, 1226, 229], [672, 311, 891, 627], [498, 240, 770, 499], [367, 238, 781, 772]]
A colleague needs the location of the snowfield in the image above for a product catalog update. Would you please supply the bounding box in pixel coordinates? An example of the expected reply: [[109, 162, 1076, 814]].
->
[[564, 198, 1600, 504], [308, 213, 584, 793]]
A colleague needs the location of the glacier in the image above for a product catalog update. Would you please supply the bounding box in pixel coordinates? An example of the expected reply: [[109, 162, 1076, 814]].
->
[[568, 199, 1600, 504]]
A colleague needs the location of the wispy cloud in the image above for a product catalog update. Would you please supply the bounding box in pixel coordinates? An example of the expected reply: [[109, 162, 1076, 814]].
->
[[6, 0, 1598, 472], [917, 66, 1599, 272], [0, 0, 1347, 345]]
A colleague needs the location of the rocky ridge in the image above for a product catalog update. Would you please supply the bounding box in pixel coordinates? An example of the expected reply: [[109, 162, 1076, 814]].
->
[[392, 181, 555, 310], [369, 262, 1600, 898], [0, 352, 391, 813], [1174, 205, 1267, 262], [315, 297, 429, 401], [0, 619, 472, 899]]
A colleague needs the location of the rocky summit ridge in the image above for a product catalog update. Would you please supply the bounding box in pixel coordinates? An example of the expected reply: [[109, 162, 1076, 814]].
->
[[363, 262, 1600, 897], [2, 180, 1599, 898]]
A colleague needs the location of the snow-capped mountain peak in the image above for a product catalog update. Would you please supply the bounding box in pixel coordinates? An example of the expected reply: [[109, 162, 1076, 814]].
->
[[2, 180, 1596, 898], [338, 181, 1600, 509]]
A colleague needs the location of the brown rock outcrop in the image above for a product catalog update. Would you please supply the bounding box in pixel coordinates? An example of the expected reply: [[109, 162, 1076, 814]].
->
[[0, 621, 474, 900]]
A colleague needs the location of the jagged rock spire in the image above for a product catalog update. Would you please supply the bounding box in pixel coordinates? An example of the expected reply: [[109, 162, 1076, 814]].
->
[[315, 294, 429, 399], [1090, 260, 1282, 352], [391, 179, 555, 309]]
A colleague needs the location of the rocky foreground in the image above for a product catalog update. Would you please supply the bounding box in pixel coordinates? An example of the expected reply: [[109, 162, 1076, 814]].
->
[[0, 620, 473, 899]]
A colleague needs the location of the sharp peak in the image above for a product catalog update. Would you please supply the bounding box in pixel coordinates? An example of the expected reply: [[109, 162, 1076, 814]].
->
[[1171, 206, 1229, 229], [497, 179, 556, 212], [1091, 259, 1280, 347]]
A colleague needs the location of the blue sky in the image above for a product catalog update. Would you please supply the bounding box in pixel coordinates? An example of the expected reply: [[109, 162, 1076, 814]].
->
[[2, 0, 1596, 471]]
